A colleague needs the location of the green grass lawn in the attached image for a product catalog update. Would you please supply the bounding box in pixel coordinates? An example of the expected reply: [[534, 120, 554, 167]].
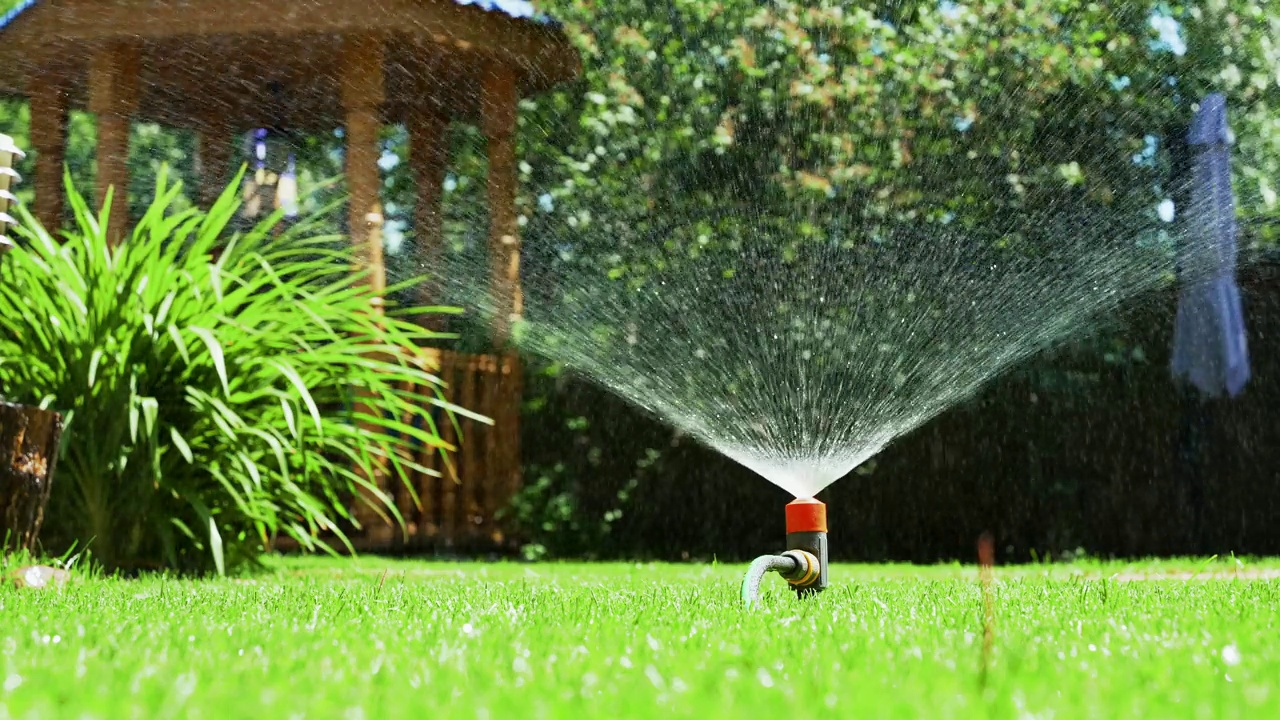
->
[[2, 556, 1278, 719]]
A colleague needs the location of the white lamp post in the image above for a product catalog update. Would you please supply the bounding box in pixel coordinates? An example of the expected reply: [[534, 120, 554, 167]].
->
[[0, 133, 25, 252]]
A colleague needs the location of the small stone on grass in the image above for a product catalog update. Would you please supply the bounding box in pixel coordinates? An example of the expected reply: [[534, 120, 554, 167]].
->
[[12, 565, 70, 590]]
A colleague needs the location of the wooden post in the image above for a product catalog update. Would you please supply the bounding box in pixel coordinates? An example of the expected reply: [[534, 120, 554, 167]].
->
[[28, 69, 69, 232], [481, 60, 521, 348], [341, 33, 387, 296], [88, 42, 141, 247], [0, 401, 64, 554], [340, 33, 392, 542], [481, 62, 524, 539], [409, 108, 449, 327], [196, 117, 233, 208]]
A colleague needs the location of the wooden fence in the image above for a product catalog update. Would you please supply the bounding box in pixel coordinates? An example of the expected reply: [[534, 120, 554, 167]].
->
[[274, 348, 524, 555], [370, 348, 524, 551]]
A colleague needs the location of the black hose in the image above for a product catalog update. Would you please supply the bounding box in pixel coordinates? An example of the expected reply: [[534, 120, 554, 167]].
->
[[741, 554, 799, 608]]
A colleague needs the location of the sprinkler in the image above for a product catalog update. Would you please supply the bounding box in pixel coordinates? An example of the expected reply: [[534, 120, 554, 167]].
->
[[741, 497, 829, 608]]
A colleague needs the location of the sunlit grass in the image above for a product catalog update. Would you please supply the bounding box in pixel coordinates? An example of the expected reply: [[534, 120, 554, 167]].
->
[[1, 556, 1276, 718]]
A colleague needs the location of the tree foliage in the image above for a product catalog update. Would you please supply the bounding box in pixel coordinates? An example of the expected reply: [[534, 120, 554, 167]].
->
[[512, 0, 1278, 267]]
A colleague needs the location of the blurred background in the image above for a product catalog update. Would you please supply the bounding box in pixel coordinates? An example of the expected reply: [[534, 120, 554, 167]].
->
[[1, 0, 1277, 564]]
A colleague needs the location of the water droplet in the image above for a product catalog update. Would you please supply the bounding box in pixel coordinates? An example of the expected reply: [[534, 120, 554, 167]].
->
[[1222, 644, 1242, 666]]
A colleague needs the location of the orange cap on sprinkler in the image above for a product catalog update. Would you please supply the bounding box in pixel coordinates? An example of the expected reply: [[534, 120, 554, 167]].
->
[[785, 497, 828, 534], [784, 497, 829, 597]]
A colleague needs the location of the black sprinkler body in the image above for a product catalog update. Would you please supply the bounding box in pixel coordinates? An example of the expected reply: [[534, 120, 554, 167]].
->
[[741, 498, 829, 607]]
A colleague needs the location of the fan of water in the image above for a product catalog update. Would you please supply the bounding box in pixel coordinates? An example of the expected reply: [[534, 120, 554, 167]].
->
[[412, 3, 1245, 500], [436, 201, 1204, 498]]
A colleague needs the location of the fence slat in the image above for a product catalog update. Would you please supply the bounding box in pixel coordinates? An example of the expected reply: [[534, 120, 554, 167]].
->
[[394, 377, 418, 535], [459, 354, 480, 541], [479, 354, 499, 541], [439, 350, 459, 546], [417, 348, 441, 540], [500, 352, 524, 531]]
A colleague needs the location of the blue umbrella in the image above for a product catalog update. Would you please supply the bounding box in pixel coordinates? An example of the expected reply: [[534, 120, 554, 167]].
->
[[1170, 93, 1250, 398]]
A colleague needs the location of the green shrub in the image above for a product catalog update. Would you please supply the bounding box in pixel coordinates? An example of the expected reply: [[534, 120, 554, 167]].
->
[[0, 169, 469, 574], [499, 366, 669, 560]]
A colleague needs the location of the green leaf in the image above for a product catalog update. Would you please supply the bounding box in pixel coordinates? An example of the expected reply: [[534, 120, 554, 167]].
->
[[189, 326, 230, 397], [141, 397, 159, 438], [281, 398, 298, 439], [170, 427, 195, 464], [87, 348, 103, 389], [168, 323, 191, 364], [268, 359, 324, 433], [208, 516, 225, 578]]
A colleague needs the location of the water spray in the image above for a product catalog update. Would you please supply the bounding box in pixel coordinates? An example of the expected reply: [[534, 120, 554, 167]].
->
[[741, 497, 829, 608]]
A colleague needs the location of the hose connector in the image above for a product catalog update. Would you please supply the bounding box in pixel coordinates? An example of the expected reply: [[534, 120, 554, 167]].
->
[[777, 549, 821, 588]]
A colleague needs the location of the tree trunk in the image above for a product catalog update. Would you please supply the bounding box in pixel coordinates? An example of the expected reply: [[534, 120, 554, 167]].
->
[[0, 401, 64, 554]]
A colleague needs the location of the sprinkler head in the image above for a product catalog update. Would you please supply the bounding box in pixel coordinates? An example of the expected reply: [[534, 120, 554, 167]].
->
[[739, 500, 830, 608], [784, 497, 828, 597]]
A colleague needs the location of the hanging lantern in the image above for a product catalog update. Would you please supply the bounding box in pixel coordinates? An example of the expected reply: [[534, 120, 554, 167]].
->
[[240, 127, 298, 221], [276, 153, 299, 219], [241, 128, 271, 220], [0, 133, 25, 252]]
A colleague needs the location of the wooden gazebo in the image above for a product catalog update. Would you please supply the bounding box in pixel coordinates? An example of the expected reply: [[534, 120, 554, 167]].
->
[[0, 0, 579, 550]]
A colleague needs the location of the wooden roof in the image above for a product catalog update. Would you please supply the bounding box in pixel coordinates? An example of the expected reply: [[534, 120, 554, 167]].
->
[[0, 0, 580, 131]]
